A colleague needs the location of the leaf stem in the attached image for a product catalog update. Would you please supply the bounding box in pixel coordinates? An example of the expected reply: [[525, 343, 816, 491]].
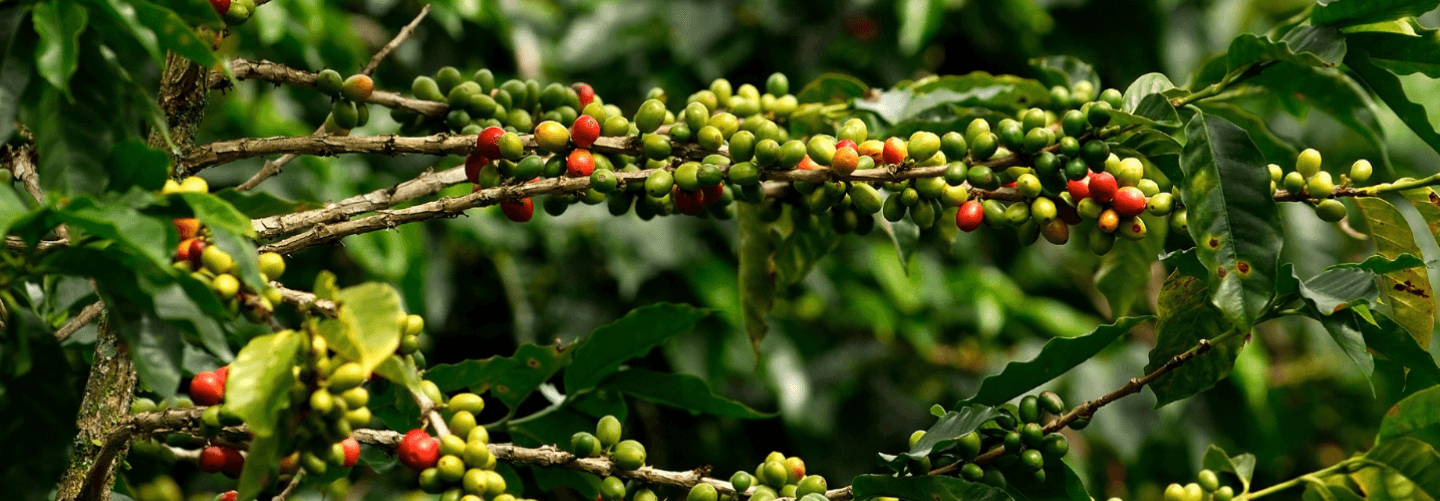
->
[[1172, 62, 1275, 108], [1240, 458, 1355, 500]]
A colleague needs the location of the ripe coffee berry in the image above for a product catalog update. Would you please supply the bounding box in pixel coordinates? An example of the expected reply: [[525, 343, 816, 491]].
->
[[572, 115, 600, 148], [1088, 172, 1119, 203], [831, 147, 859, 174], [882, 137, 908, 165], [573, 82, 596, 109], [341, 437, 360, 468], [199, 445, 229, 473], [475, 127, 505, 159], [1112, 186, 1148, 217], [174, 218, 200, 240], [501, 198, 535, 223], [398, 429, 441, 471], [567, 149, 596, 177], [464, 153, 488, 185], [190, 371, 225, 406], [957, 200, 984, 232], [216, 491, 237, 501], [209, 0, 230, 16], [1066, 178, 1090, 201]]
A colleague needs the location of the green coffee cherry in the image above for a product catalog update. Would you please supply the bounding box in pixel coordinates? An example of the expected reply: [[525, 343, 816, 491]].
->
[[944, 162, 969, 186], [1019, 395, 1041, 423], [1214, 486, 1235, 501], [1283, 171, 1306, 194], [1316, 199, 1347, 222], [600, 476, 626, 501], [413, 76, 445, 102], [1307, 171, 1335, 197], [612, 439, 646, 470], [971, 132, 999, 160], [908, 131, 941, 163], [731, 471, 755, 493], [1296, 148, 1322, 178], [766, 72, 789, 96], [698, 126, 725, 151], [1164, 484, 1186, 501], [961, 463, 984, 481], [689, 484, 719, 501], [1197, 470, 1220, 492], [1039, 391, 1064, 414], [761, 460, 788, 488], [1349, 159, 1373, 183], [1042, 433, 1069, 458], [779, 140, 807, 169]]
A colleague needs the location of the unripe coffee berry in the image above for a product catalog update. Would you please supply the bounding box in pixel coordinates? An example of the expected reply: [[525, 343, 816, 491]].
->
[[689, 483, 719, 501], [1296, 148, 1322, 178], [534, 121, 570, 152], [1315, 199, 1347, 222], [316, 69, 343, 96], [612, 439, 646, 470], [1350, 159, 1373, 183], [342, 74, 374, 102], [1307, 171, 1335, 197]]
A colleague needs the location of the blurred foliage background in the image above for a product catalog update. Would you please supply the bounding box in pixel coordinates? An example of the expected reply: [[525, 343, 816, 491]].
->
[[120, 0, 1440, 499]]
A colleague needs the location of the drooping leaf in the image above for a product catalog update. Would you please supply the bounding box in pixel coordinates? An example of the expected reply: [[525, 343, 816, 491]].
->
[[1349, 307, 1440, 384], [1146, 272, 1245, 407], [31, 0, 87, 94], [1346, 50, 1440, 157], [428, 343, 574, 410], [1180, 112, 1283, 331], [323, 283, 405, 374], [1326, 253, 1428, 275], [1277, 264, 1376, 381], [958, 316, 1152, 407], [1364, 437, 1440, 500], [226, 329, 302, 437], [796, 73, 869, 103], [1347, 26, 1440, 77], [1004, 458, 1092, 501], [129, 0, 220, 68], [896, 0, 944, 56], [1354, 197, 1434, 348], [30, 84, 112, 195], [738, 203, 776, 350], [880, 217, 920, 270], [563, 303, 707, 393], [0, 6, 34, 144], [879, 405, 1000, 471], [1226, 25, 1347, 72], [598, 368, 774, 419], [1117, 128, 1184, 184], [1029, 55, 1101, 89], [850, 474, 1012, 501], [1312, 0, 1440, 28], [1203, 445, 1257, 492], [1378, 385, 1440, 449]]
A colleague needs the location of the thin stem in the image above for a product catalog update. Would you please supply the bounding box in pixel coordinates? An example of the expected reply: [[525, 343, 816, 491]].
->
[[1171, 62, 1274, 109], [1241, 459, 1355, 500]]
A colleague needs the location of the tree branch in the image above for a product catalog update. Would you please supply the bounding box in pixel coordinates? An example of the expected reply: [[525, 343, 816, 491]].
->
[[207, 59, 446, 118], [55, 300, 105, 342], [252, 166, 464, 239], [360, 5, 431, 76], [272, 283, 339, 316], [56, 315, 138, 501]]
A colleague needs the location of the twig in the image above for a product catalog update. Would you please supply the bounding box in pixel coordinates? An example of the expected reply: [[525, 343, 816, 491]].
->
[[4, 236, 68, 251], [252, 166, 464, 239], [236, 5, 433, 192], [273, 283, 340, 316], [272, 470, 305, 501], [55, 301, 105, 342], [206, 59, 446, 117]]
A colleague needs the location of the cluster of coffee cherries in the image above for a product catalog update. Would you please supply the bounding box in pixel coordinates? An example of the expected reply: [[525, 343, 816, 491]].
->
[[207, 0, 256, 26], [394, 389, 519, 501], [161, 177, 288, 320], [567, 414, 649, 471], [1156, 469, 1236, 501], [1273, 148, 1373, 222], [272, 328, 378, 481], [907, 392, 1076, 488], [314, 70, 375, 133], [719, 451, 825, 501]]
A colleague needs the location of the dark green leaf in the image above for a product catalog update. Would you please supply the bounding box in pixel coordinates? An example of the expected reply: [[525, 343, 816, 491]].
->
[[31, 0, 87, 93], [0, 184, 27, 237], [1106, 93, 1180, 129], [1005, 459, 1091, 501], [30, 85, 113, 195], [1029, 55, 1100, 89], [1378, 385, 1440, 450], [323, 283, 404, 373], [1354, 197, 1434, 347], [882, 218, 920, 270], [1277, 264, 1376, 381], [1226, 25, 1347, 72], [1347, 26, 1440, 77], [1117, 128, 1184, 184], [106, 139, 168, 193], [1350, 307, 1440, 383], [428, 343, 574, 410], [214, 189, 307, 219], [1180, 112, 1283, 330], [564, 303, 707, 392], [1202, 445, 1257, 492], [207, 225, 266, 293], [226, 329, 302, 436], [1346, 50, 1440, 157], [907, 72, 1054, 115], [775, 226, 841, 286], [959, 316, 1151, 407], [1193, 102, 1298, 167], [149, 0, 224, 27], [1313, 0, 1440, 28], [1096, 214, 1168, 317], [851, 474, 1012, 501], [738, 203, 776, 351], [880, 405, 1000, 471], [88, 0, 163, 64], [56, 196, 170, 273], [1326, 253, 1428, 275], [0, 299, 80, 501], [374, 355, 422, 392], [598, 368, 774, 418], [1365, 437, 1440, 500], [1122, 73, 1176, 113], [1256, 64, 1391, 171], [236, 431, 281, 501], [0, 6, 34, 143], [130, 0, 220, 67], [1146, 272, 1244, 407], [796, 73, 869, 103], [180, 193, 257, 238]]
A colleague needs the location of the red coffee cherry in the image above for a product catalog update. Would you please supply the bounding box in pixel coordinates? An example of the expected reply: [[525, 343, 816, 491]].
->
[[210, 0, 230, 16], [957, 200, 984, 232], [398, 429, 441, 471], [1112, 186, 1148, 217], [573, 82, 596, 109], [341, 437, 361, 468], [465, 153, 489, 185], [1088, 172, 1118, 204], [567, 149, 595, 178], [1066, 178, 1090, 201], [882, 137, 907, 165], [476, 126, 505, 159], [571, 115, 601, 149], [199, 445, 228, 474], [174, 218, 201, 240], [190, 371, 225, 406], [673, 187, 705, 216], [501, 198, 535, 223]]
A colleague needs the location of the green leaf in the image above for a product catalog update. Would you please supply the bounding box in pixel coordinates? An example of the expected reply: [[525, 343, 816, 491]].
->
[[880, 405, 1000, 471], [882, 217, 921, 270], [1403, 188, 1440, 247], [180, 193, 257, 238], [908, 72, 1054, 115], [214, 189, 307, 219], [1096, 214, 1168, 317], [1180, 112, 1283, 331], [1355, 197, 1434, 347], [226, 329, 302, 436], [30, 85, 112, 195], [1347, 26, 1440, 77], [1350, 307, 1440, 383], [896, 0, 943, 56], [207, 225, 265, 294], [1193, 102, 1298, 167], [1005, 459, 1091, 501], [598, 368, 774, 418], [775, 226, 841, 287], [1117, 128, 1184, 184], [88, 0, 163, 64], [1146, 272, 1244, 407], [1107, 93, 1181, 129], [796, 73, 869, 103], [1226, 25, 1347, 72], [850, 474, 1012, 501], [1277, 264, 1376, 381], [236, 432, 281, 501], [1122, 73, 1176, 113], [1378, 385, 1440, 449], [323, 283, 404, 374], [1030, 55, 1100, 89], [1346, 50, 1440, 157], [1302, 483, 1365, 501], [129, 0, 220, 67], [0, 184, 27, 238], [1327, 253, 1428, 275], [738, 203, 776, 351], [1313, 0, 1440, 28], [32, 0, 87, 94], [427, 343, 574, 410], [374, 355, 422, 391], [1202, 445, 1257, 492], [563, 303, 707, 393], [106, 139, 168, 193], [1256, 64, 1391, 172], [56, 196, 170, 270], [119, 310, 185, 398], [958, 316, 1151, 407], [0, 7, 34, 143], [1365, 437, 1440, 500]]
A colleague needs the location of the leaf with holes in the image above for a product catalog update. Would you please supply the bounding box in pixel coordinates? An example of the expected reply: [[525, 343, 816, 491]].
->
[[1354, 197, 1434, 348], [1180, 112, 1282, 331], [1146, 272, 1245, 407]]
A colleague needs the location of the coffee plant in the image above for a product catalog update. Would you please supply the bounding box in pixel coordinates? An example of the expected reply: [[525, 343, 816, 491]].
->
[[3, 1, 1440, 501]]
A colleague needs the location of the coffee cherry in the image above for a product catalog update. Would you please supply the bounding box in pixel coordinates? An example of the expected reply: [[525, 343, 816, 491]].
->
[[597, 476, 626, 501], [310, 69, 344, 98], [199, 444, 228, 473], [612, 439, 646, 470], [190, 371, 225, 406], [501, 198, 534, 223], [1019, 395, 1041, 423], [968, 165, 998, 190], [1194, 469, 1221, 492], [1107, 186, 1145, 217], [1061, 109, 1087, 137], [689, 483, 719, 501], [1214, 486, 1235, 501], [533, 121, 570, 153], [1041, 433, 1068, 458], [399, 429, 440, 471], [566, 115, 600, 149], [765, 72, 790, 96], [339, 75, 374, 103], [982, 468, 1007, 488], [956, 200, 984, 232], [594, 415, 623, 448], [336, 437, 360, 468], [1083, 173, 1116, 204], [1307, 171, 1335, 197], [1316, 199, 1347, 222], [1003, 430, 1022, 451], [761, 460, 788, 488], [212, 274, 239, 299], [1041, 219, 1070, 245], [1164, 483, 1186, 501], [472, 126, 505, 159], [961, 463, 984, 481], [1038, 391, 1064, 414], [1296, 148, 1322, 178], [1020, 449, 1045, 471], [796, 475, 827, 498], [880, 137, 908, 165], [1349, 159, 1373, 183], [219, 444, 245, 477], [1024, 127, 1053, 155], [731, 471, 755, 493]]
